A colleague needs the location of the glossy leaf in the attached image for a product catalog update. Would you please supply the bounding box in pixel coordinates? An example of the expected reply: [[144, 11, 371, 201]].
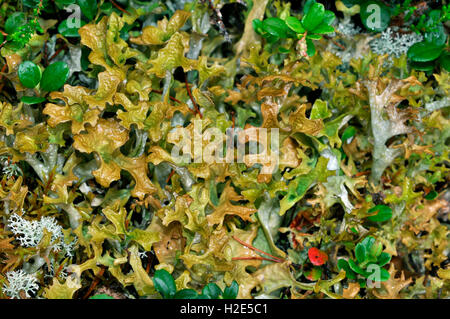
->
[[302, 1, 325, 31], [40, 61, 70, 92], [201, 283, 222, 299], [408, 42, 445, 62], [18, 61, 41, 89], [77, 0, 98, 21], [222, 281, 239, 299], [21, 96, 46, 104], [153, 269, 177, 299], [367, 205, 392, 222]]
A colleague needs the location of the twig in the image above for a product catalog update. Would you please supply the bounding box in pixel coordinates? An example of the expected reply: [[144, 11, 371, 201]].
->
[[48, 43, 67, 62], [166, 169, 175, 184], [232, 235, 285, 262], [184, 73, 203, 118], [110, 0, 131, 15], [232, 256, 282, 263], [82, 266, 107, 299], [0, 62, 8, 93], [151, 89, 185, 105]]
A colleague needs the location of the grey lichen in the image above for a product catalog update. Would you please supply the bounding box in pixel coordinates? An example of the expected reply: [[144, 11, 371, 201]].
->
[[364, 79, 413, 185]]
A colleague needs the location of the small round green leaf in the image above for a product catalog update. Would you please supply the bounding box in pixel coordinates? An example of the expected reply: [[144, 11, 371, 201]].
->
[[252, 19, 264, 35], [361, 236, 376, 251], [21, 96, 46, 104], [152, 269, 176, 299], [369, 241, 383, 258], [306, 38, 316, 57], [367, 205, 392, 222], [342, 126, 356, 143], [5, 12, 27, 34], [424, 190, 438, 200], [18, 61, 42, 89], [40, 61, 70, 92], [348, 259, 367, 276], [355, 243, 366, 263], [262, 17, 290, 39], [285, 16, 305, 34], [201, 283, 222, 299], [77, 0, 98, 21], [338, 259, 356, 279], [377, 252, 391, 267], [379, 268, 390, 281], [222, 281, 239, 299], [424, 24, 447, 46], [408, 42, 444, 62], [311, 22, 334, 34], [439, 51, 450, 72], [302, 2, 325, 31], [174, 289, 198, 299]]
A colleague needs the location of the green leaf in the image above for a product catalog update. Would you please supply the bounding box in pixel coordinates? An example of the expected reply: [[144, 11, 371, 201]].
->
[[18, 61, 42, 89], [302, 2, 325, 31], [5, 12, 27, 34], [348, 259, 367, 276], [252, 19, 264, 35], [285, 16, 305, 34], [201, 283, 222, 299], [174, 289, 198, 299], [322, 10, 336, 25], [306, 33, 322, 40], [341, 126, 356, 143], [303, 0, 316, 15], [408, 42, 444, 62], [360, 0, 391, 32], [222, 281, 239, 299], [424, 190, 438, 200], [439, 51, 450, 72], [40, 61, 70, 92], [278, 47, 290, 54], [58, 19, 86, 37], [262, 17, 290, 39], [377, 252, 391, 267], [379, 268, 390, 281], [77, 0, 98, 21], [424, 23, 447, 46], [355, 243, 367, 263], [367, 205, 392, 222], [410, 60, 436, 72], [369, 241, 383, 258], [338, 259, 356, 279], [89, 293, 114, 299], [153, 269, 177, 299], [361, 236, 376, 252], [306, 38, 316, 56], [21, 96, 46, 104], [311, 23, 334, 34]]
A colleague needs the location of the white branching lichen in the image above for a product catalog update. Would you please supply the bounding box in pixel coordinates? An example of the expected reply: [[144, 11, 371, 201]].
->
[[336, 17, 361, 37], [8, 213, 75, 256], [369, 28, 423, 58], [0, 155, 22, 179], [3, 269, 39, 299]]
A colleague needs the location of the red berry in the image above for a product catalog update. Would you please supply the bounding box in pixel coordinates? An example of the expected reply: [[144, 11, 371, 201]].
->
[[308, 247, 328, 266]]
